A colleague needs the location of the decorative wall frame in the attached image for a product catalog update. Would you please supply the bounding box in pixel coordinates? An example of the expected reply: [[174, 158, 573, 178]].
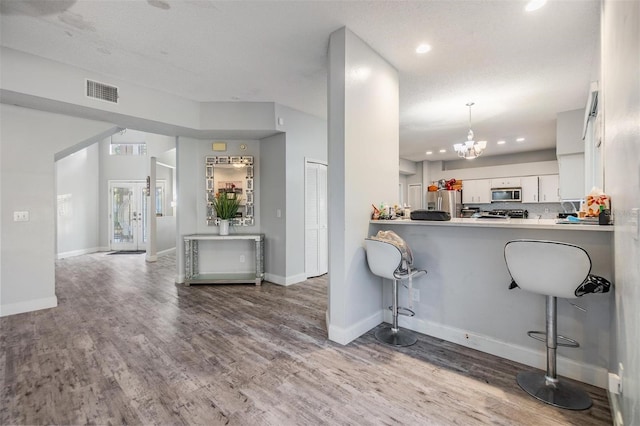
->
[[205, 155, 255, 226]]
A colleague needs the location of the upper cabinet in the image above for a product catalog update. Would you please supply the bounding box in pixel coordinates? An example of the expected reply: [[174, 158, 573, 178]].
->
[[520, 176, 539, 203], [462, 179, 492, 204], [490, 177, 521, 188], [539, 174, 560, 203]]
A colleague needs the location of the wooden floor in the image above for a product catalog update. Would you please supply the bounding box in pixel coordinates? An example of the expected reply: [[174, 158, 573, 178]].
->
[[1, 252, 611, 425]]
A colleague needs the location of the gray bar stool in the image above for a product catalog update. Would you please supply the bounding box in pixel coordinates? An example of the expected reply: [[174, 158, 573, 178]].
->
[[504, 239, 611, 410], [365, 238, 426, 347]]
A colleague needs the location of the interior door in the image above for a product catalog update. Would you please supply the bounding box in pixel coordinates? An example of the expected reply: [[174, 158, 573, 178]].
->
[[109, 181, 146, 251], [408, 183, 423, 210], [317, 163, 328, 275], [305, 161, 328, 278]]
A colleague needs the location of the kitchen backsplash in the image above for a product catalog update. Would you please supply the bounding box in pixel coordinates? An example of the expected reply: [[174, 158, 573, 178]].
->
[[464, 201, 581, 219]]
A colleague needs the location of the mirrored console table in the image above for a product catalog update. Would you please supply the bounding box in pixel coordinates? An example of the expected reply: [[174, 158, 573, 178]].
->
[[184, 234, 264, 286]]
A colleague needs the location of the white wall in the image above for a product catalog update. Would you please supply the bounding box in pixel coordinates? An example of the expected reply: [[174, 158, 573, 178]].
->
[[1, 47, 200, 131], [429, 160, 559, 182], [55, 144, 100, 258], [260, 133, 287, 280], [556, 109, 586, 155], [175, 137, 199, 283], [441, 149, 558, 171], [327, 27, 399, 344], [602, 0, 640, 422], [157, 216, 176, 254], [399, 158, 417, 175], [0, 104, 116, 316], [276, 105, 327, 282], [200, 102, 277, 132]]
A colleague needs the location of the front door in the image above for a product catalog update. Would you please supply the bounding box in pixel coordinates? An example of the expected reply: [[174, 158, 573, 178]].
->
[[109, 181, 147, 251]]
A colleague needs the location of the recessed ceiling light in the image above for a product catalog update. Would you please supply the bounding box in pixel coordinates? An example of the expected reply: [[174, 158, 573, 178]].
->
[[497, 140, 506, 145], [416, 43, 432, 54], [516, 137, 525, 142], [426, 151, 433, 155], [439, 149, 446, 153], [525, 0, 547, 12]]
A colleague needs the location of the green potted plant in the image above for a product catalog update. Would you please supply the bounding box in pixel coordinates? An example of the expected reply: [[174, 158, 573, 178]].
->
[[212, 192, 241, 235]]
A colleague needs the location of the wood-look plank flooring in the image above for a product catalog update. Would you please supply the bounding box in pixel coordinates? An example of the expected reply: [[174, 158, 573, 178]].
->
[[1, 252, 611, 425]]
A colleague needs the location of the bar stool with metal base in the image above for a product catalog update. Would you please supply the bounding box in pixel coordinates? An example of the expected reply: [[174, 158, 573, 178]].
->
[[365, 238, 426, 347], [504, 239, 611, 410]]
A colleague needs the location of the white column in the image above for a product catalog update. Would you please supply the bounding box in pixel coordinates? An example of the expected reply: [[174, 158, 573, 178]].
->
[[327, 27, 400, 344], [146, 156, 157, 262]]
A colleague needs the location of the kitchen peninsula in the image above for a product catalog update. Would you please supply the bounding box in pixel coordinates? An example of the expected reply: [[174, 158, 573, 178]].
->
[[369, 218, 613, 388]]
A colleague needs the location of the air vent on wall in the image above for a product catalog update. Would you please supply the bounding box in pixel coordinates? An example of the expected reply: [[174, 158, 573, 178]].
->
[[86, 79, 119, 104]]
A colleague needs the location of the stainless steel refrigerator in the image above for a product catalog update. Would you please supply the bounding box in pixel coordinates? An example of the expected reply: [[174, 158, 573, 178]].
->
[[426, 190, 462, 218]]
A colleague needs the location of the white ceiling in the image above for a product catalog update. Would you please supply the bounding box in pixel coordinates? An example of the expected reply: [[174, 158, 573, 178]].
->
[[0, 0, 600, 162]]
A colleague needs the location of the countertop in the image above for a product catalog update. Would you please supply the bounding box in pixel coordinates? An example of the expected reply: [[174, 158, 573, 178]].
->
[[370, 217, 614, 232]]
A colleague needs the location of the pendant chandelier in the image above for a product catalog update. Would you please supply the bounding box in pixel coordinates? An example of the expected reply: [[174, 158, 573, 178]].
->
[[454, 102, 487, 159]]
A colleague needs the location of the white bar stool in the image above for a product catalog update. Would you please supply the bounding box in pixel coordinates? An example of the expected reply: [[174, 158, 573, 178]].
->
[[504, 239, 611, 410], [365, 238, 426, 347]]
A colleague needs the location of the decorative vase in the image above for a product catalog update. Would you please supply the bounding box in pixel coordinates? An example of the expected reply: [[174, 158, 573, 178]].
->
[[219, 219, 230, 236]]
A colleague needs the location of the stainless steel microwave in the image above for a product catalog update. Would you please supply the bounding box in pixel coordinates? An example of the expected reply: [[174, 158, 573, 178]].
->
[[491, 188, 522, 202]]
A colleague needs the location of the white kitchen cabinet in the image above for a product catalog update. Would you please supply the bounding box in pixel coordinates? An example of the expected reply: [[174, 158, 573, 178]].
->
[[462, 179, 492, 204], [539, 174, 560, 203], [558, 154, 585, 200], [490, 177, 522, 188], [521, 176, 539, 203]]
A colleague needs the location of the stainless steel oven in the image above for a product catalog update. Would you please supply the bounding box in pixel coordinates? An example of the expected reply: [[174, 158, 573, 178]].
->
[[491, 187, 522, 202]]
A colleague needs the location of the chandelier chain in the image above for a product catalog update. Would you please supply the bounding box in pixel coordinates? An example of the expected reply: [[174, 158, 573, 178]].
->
[[454, 102, 485, 160]]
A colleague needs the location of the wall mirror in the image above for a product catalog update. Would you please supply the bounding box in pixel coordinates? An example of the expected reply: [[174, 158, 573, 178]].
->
[[205, 155, 254, 226]]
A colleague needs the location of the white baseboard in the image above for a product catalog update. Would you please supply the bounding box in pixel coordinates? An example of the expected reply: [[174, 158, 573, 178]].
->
[[608, 390, 623, 426], [57, 247, 100, 259], [175, 274, 185, 284], [387, 311, 608, 388], [145, 254, 158, 262], [0, 296, 58, 317], [287, 272, 308, 285], [326, 309, 330, 334], [328, 310, 383, 346], [157, 247, 176, 257], [264, 272, 307, 286]]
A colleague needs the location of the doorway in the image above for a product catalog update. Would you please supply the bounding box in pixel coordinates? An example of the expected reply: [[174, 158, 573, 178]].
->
[[408, 183, 423, 210], [109, 180, 165, 251], [109, 181, 146, 251], [305, 160, 328, 278]]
